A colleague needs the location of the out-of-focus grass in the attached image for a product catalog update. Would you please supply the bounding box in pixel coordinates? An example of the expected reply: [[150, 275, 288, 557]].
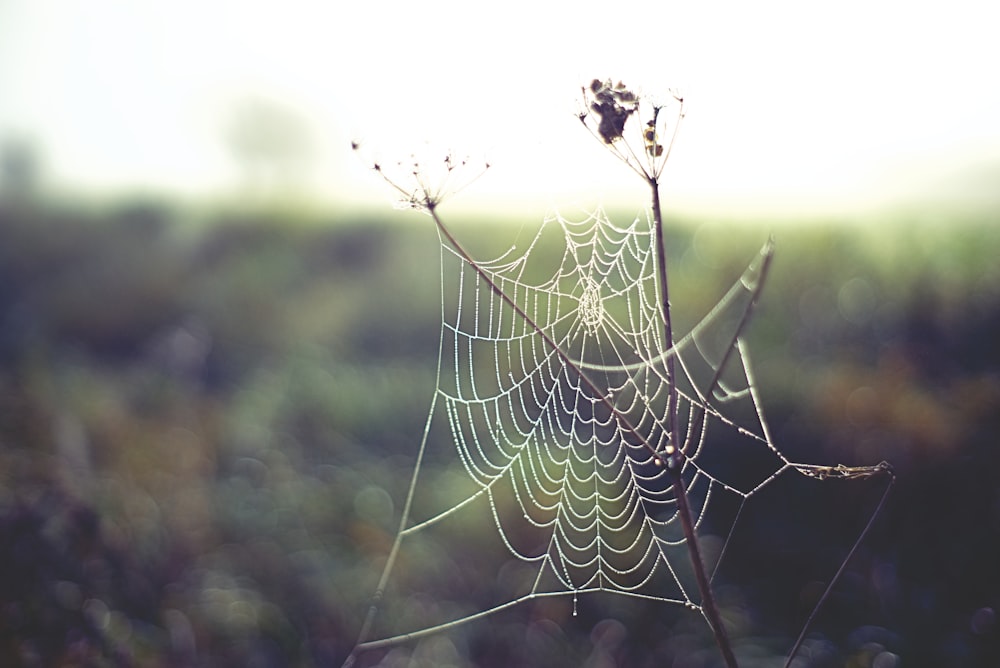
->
[[0, 196, 998, 666]]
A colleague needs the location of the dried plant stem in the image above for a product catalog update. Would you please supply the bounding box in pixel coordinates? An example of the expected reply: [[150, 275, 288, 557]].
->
[[341, 389, 442, 668], [671, 470, 739, 668], [649, 179, 740, 668], [783, 467, 896, 667]]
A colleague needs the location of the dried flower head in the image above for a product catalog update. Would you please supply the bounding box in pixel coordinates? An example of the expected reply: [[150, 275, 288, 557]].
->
[[580, 79, 684, 182], [352, 140, 489, 213], [588, 79, 638, 144]]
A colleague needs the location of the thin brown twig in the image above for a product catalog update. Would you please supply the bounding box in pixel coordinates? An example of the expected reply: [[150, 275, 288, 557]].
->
[[783, 464, 896, 667], [648, 172, 740, 668]]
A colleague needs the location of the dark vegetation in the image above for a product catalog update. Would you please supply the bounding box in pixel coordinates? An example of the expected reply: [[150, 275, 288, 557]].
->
[[1, 196, 998, 666]]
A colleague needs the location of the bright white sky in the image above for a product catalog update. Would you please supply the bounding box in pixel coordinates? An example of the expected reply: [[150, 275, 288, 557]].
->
[[1, 0, 998, 216]]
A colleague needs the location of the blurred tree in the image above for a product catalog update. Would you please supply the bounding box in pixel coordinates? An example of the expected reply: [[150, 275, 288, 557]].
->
[[0, 136, 41, 203], [224, 97, 315, 201]]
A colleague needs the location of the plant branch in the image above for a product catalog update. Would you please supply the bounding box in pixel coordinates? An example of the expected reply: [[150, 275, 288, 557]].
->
[[340, 394, 442, 668], [649, 177, 739, 668], [783, 464, 896, 667]]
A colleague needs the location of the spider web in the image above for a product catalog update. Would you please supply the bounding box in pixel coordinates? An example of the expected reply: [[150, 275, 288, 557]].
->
[[353, 207, 885, 656]]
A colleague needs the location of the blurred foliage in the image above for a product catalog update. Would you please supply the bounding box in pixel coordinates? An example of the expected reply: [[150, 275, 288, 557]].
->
[[0, 195, 998, 667]]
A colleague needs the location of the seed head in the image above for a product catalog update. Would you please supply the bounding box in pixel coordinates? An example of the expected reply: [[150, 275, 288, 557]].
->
[[580, 79, 684, 182], [587, 79, 638, 144], [353, 140, 489, 214]]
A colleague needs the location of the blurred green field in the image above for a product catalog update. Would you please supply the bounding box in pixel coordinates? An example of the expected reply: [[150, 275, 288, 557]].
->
[[1, 196, 998, 667]]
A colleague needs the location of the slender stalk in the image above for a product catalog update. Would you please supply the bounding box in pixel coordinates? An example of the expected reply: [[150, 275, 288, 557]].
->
[[783, 467, 896, 667], [649, 179, 679, 461], [341, 395, 442, 668], [649, 179, 739, 668]]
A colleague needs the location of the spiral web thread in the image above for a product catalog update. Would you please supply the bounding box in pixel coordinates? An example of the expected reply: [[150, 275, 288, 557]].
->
[[361, 207, 888, 650]]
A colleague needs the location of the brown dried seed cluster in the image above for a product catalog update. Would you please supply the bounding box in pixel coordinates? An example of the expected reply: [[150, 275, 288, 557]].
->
[[643, 120, 663, 157], [588, 79, 639, 145], [352, 139, 489, 213]]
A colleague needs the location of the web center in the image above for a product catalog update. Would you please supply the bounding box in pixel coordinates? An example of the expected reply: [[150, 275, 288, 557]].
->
[[578, 277, 604, 329]]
